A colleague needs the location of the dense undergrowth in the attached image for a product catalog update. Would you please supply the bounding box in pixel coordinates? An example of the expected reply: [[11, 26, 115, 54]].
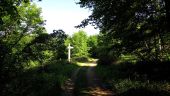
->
[[5, 60, 79, 96], [95, 60, 170, 96], [3, 57, 170, 96]]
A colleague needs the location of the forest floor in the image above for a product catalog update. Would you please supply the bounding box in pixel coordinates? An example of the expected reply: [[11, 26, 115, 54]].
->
[[62, 60, 116, 96]]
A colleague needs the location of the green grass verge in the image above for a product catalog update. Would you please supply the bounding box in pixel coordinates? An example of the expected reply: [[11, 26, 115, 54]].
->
[[6, 60, 79, 96], [95, 63, 170, 96]]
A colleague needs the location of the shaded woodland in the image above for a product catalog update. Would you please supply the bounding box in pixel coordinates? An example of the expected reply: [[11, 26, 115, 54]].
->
[[0, 0, 170, 96]]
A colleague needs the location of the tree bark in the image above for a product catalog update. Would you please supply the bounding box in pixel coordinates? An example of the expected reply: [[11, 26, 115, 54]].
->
[[164, 0, 170, 32]]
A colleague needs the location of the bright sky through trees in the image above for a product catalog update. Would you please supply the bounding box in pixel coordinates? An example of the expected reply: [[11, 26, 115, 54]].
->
[[36, 0, 99, 36]]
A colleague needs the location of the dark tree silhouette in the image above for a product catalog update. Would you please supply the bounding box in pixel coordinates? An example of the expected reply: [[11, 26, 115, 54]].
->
[[77, 0, 170, 62]]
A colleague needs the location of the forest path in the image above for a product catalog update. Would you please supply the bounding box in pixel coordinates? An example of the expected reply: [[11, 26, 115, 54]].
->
[[63, 60, 115, 96]]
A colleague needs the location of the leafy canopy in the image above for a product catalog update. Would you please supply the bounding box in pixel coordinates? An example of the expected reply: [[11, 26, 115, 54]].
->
[[77, 0, 170, 61]]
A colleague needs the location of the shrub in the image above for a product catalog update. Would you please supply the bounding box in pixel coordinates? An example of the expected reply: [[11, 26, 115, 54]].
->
[[72, 56, 89, 62], [97, 46, 119, 65]]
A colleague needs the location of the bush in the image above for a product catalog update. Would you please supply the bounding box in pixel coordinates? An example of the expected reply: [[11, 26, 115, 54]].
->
[[97, 46, 119, 65], [72, 56, 89, 62]]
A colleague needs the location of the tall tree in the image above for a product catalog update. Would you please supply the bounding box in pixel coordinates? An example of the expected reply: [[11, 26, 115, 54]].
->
[[0, 3, 45, 94], [70, 30, 89, 57], [77, 0, 170, 61], [0, 0, 41, 25], [87, 35, 98, 58]]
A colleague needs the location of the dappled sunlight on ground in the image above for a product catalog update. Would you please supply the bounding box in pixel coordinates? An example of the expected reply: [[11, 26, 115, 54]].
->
[[75, 58, 98, 67], [62, 59, 116, 95], [82, 87, 115, 96], [76, 62, 97, 67], [62, 79, 75, 96]]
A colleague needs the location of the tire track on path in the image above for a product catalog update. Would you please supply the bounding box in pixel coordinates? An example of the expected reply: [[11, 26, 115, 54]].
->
[[63, 61, 115, 96]]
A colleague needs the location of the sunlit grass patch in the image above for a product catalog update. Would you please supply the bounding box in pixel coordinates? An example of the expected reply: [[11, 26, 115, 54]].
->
[[88, 58, 98, 62], [71, 57, 98, 67], [118, 54, 138, 64], [76, 62, 97, 67], [23, 60, 40, 70]]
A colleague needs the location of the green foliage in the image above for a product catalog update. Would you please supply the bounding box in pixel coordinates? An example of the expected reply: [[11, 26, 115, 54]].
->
[[97, 46, 117, 65], [77, 0, 170, 63], [0, 2, 68, 95], [72, 56, 89, 63], [0, 2, 46, 95], [69, 30, 89, 57], [0, 0, 42, 25], [95, 62, 170, 95], [96, 33, 122, 65], [87, 35, 98, 58], [65, 31, 99, 59], [0, 3, 45, 68], [1, 0, 170, 95], [6, 60, 79, 96], [113, 79, 170, 96], [22, 29, 67, 65]]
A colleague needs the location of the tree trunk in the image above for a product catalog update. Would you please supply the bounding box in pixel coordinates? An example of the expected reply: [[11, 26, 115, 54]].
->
[[164, 0, 170, 32]]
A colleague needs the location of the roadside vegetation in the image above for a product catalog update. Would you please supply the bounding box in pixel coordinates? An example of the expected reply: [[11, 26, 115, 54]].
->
[[0, 0, 170, 96]]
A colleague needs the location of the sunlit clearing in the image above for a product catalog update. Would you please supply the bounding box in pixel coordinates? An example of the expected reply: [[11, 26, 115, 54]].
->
[[76, 62, 97, 67]]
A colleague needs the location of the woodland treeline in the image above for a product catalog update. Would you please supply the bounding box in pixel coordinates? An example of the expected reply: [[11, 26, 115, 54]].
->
[[77, 0, 170, 64], [0, 0, 170, 96], [0, 1, 97, 95], [0, 1, 68, 95]]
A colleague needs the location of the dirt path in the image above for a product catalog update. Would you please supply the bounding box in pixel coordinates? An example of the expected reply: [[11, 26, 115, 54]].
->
[[84, 66, 115, 96], [63, 62, 115, 96]]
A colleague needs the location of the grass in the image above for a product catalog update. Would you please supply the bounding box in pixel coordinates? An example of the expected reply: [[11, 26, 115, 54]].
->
[[72, 56, 98, 67], [6, 60, 79, 96], [118, 54, 138, 64], [95, 61, 170, 96], [76, 62, 97, 67], [5, 56, 170, 96], [71, 56, 170, 95]]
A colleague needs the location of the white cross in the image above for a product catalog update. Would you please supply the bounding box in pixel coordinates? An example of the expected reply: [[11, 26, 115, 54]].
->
[[67, 43, 73, 62]]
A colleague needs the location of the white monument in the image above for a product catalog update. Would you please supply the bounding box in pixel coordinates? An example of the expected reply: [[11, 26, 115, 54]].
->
[[67, 43, 73, 62]]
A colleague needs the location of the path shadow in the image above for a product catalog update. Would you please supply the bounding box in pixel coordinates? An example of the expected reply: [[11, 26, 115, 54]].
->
[[67, 66, 115, 96], [118, 61, 170, 81], [100, 60, 170, 82]]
